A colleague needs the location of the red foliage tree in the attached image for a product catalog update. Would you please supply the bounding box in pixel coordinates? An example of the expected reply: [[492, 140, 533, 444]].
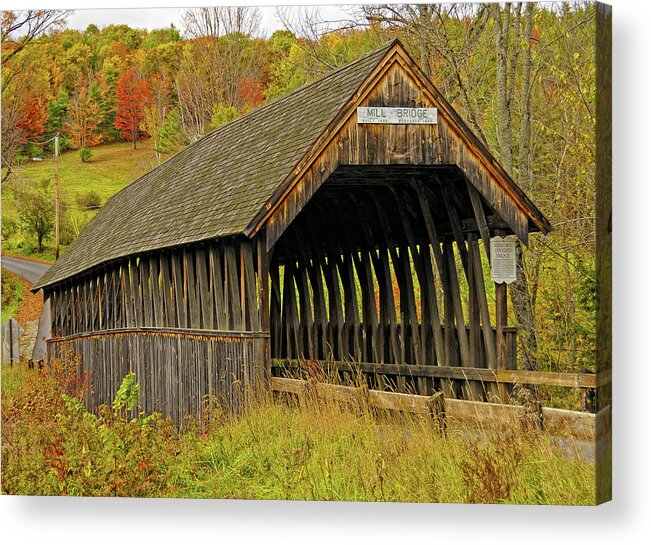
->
[[16, 91, 47, 141], [114, 67, 150, 148], [237, 75, 264, 112]]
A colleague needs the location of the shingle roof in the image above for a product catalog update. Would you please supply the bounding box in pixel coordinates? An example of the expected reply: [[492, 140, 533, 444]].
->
[[34, 42, 394, 290]]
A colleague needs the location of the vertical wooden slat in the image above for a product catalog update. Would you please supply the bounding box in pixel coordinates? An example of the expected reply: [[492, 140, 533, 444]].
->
[[224, 245, 242, 330], [161, 254, 175, 327], [469, 237, 497, 373], [185, 249, 199, 329], [466, 179, 492, 262], [149, 256, 162, 327], [467, 234, 483, 400], [140, 258, 152, 327], [440, 178, 470, 280], [242, 241, 259, 332], [195, 249, 210, 330], [269, 261, 282, 357], [209, 246, 226, 330], [258, 234, 270, 384], [172, 253, 186, 328]]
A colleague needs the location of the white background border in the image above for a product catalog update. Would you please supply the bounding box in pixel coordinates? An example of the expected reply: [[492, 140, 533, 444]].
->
[[1, 0, 648, 543]]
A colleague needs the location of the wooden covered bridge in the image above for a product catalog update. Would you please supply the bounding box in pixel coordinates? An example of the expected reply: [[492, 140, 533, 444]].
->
[[34, 40, 554, 420]]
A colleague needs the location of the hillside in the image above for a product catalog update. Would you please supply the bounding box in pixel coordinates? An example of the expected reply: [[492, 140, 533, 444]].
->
[[2, 140, 170, 261]]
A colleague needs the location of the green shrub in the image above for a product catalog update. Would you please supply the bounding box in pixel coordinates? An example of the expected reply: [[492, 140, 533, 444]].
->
[[60, 211, 91, 245], [76, 190, 102, 209], [79, 147, 92, 163]]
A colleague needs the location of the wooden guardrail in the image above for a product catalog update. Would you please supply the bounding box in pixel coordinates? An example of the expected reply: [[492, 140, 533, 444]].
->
[[271, 358, 611, 389], [271, 376, 611, 442]]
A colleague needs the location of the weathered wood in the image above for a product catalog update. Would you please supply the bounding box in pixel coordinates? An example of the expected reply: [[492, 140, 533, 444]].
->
[[195, 249, 210, 330], [466, 235, 483, 400], [269, 376, 604, 441], [469, 237, 497, 377], [160, 254, 174, 327], [443, 242, 470, 368], [49, 329, 267, 423], [439, 177, 469, 278], [149, 255, 162, 327], [224, 245, 241, 331], [466, 179, 492, 262], [185, 249, 200, 329], [269, 261, 282, 356], [171, 253, 186, 328], [272, 358, 603, 389], [241, 241, 259, 331], [257, 234, 270, 384], [140, 258, 152, 327], [209, 246, 227, 330]]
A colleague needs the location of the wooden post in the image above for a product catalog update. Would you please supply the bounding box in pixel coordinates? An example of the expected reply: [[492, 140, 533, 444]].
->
[[257, 234, 271, 385], [54, 133, 60, 260], [494, 230, 509, 402]]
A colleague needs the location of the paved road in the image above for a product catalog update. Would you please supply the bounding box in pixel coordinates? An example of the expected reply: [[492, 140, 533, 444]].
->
[[1, 256, 50, 285], [2, 256, 52, 360]]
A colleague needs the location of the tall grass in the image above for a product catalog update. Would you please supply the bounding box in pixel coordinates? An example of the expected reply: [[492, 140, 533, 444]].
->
[[1, 357, 595, 503]]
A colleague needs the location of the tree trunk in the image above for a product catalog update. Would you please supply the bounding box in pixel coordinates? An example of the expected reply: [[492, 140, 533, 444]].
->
[[493, 2, 540, 398]]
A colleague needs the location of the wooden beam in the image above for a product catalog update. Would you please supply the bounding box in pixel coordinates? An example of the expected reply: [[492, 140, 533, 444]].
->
[[270, 376, 605, 441], [469, 237, 497, 372], [443, 242, 470, 368], [466, 179, 492, 262], [439, 177, 469, 279], [271, 360, 607, 388]]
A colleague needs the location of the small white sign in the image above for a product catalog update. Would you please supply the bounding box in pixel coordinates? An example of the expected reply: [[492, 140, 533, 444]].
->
[[490, 237, 517, 284], [357, 107, 438, 125]]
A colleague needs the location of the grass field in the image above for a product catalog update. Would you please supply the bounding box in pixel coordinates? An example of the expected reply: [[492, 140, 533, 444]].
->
[[2, 140, 165, 259], [0, 357, 597, 503]]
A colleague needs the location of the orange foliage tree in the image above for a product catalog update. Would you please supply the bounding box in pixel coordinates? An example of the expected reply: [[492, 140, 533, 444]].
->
[[65, 79, 104, 149], [237, 75, 264, 112], [16, 91, 47, 141], [114, 67, 150, 148]]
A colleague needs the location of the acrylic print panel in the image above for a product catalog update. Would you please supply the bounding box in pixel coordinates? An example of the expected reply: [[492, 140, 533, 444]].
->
[[0, 1, 610, 505]]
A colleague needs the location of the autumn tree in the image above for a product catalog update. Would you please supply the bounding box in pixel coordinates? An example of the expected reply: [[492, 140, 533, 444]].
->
[[16, 91, 47, 141], [2, 10, 69, 180], [65, 79, 104, 148], [115, 67, 150, 148], [177, 6, 266, 138]]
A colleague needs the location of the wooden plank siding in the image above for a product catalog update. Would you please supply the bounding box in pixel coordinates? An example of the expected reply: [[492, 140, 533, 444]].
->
[[45, 236, 269, 420], [48, 329, 267, 422]]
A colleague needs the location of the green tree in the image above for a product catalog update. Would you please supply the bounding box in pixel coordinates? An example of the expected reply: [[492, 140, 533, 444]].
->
[[18, 179, 55, 252], [208, 102, 239, 130]]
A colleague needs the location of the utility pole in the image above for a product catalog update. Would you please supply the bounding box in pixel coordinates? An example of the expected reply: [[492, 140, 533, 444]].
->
[[54, 132, 60, 260]]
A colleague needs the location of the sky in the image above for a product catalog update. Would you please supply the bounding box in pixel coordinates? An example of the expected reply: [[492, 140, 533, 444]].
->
[[3, 1, 361, 38]]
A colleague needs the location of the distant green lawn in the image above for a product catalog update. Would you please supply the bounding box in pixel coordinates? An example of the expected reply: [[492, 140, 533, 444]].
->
[[2, 140, 168, 259], [12, 139, 161, 204]]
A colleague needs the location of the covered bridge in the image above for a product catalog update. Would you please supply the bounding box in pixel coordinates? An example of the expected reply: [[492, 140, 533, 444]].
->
[[34, 40, 551, 420]]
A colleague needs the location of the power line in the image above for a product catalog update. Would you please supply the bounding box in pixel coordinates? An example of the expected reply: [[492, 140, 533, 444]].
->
[[17, 133, 58, 146]]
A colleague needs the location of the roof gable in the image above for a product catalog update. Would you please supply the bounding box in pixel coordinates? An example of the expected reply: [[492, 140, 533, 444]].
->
[[249, 42, 551, 250]]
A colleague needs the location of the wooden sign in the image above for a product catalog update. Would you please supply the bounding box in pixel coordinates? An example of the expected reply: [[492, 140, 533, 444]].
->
[[490, 236, 517, 284], [357, 107, 438, 125]]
